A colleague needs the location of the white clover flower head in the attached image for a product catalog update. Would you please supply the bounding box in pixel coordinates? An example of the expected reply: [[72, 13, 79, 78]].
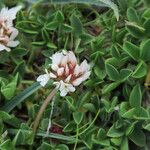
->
[[37, 51, 91, 97], [0, 6, 22, 52]]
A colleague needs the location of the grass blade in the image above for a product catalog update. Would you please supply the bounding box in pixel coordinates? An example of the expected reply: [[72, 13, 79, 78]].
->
[[48, 0, 119, 21], [1, 82, 41, 113], [26, 0, 119, 20], [8, 129, 76, 142]]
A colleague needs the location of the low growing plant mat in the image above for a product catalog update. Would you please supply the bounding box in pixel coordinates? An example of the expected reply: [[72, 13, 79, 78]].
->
[[0, 0, 150, 149]]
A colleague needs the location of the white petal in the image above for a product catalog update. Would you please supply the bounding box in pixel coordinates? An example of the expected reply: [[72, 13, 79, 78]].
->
[[0, 44, 11, 52], [66, 84, 76, 92], [72, 77, 83, 86], [59, 80, 65, 90], [0, 7, 8, 21], [68, 51, 77, 66], [82, 71, 91, 81], [60, 89, 68, 97], [80, 60, 90, 73], [8, 6, 22, 19], [61, 55, 68, 67], [59, 81, 68, 97], [57, 81, 76, 97], [9, 28, 19, 40], [51, 64, 58, 71], [49, 72, 57, 78], [57, 67, 64, 76], [6, 6, 22, 27], [37, 74, 50, 87], [7, 40, 19, 47], [51, 52, 63, 66]]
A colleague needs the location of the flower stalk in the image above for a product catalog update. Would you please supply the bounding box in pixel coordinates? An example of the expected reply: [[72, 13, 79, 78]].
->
[[46, 96, 56, 136], [32, 88, 57, 135], [145, 68, 150, 89]]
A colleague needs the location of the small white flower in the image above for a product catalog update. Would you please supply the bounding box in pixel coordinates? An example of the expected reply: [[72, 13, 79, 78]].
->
[[0, 6, 22, 52], [0, 6, 22, 27], [37, 51, 91, 97]]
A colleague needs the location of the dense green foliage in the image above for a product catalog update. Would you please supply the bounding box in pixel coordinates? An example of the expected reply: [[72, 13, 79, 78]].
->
[[0, 0, 150, 149]]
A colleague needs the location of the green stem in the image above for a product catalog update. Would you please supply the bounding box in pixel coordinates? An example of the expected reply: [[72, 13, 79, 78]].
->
[[46, 96, 56, 136], [64, 35, 69, 50], [58, 24, 62, 49], [78, 122, 89, 131], [32, 88, 57, 142], [70, 33, 74, 50], [145, 68, 150, 88], [21, 80, 34, 84], [83, 18, 99, 26], [72, 109, 100, 137], [75, 38, 81, 53], [73, 124, 79, 150], [27, 49, 35, 65]]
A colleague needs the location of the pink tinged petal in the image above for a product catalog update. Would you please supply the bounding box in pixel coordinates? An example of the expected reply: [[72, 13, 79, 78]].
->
[[68, 51, 77, 66], [65, 64, 69, 76], [0, 44, 11, 52], [51, 52, 63, 66], [7, 40, 19, 47], [72, 77, 83, 86], [51, 64, 58, 71], [37, 74, 50, 87], [49, 72, 57, 78], [57, 67, 64, 76], [80, 60, 90, 73], [0, 36, 8, 42], [65, 74, 72, 83], [1, 22, 7, 30], [0, 28, 4, 35], [6, 28, 12, 34], [72, 71, 91, 86]]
